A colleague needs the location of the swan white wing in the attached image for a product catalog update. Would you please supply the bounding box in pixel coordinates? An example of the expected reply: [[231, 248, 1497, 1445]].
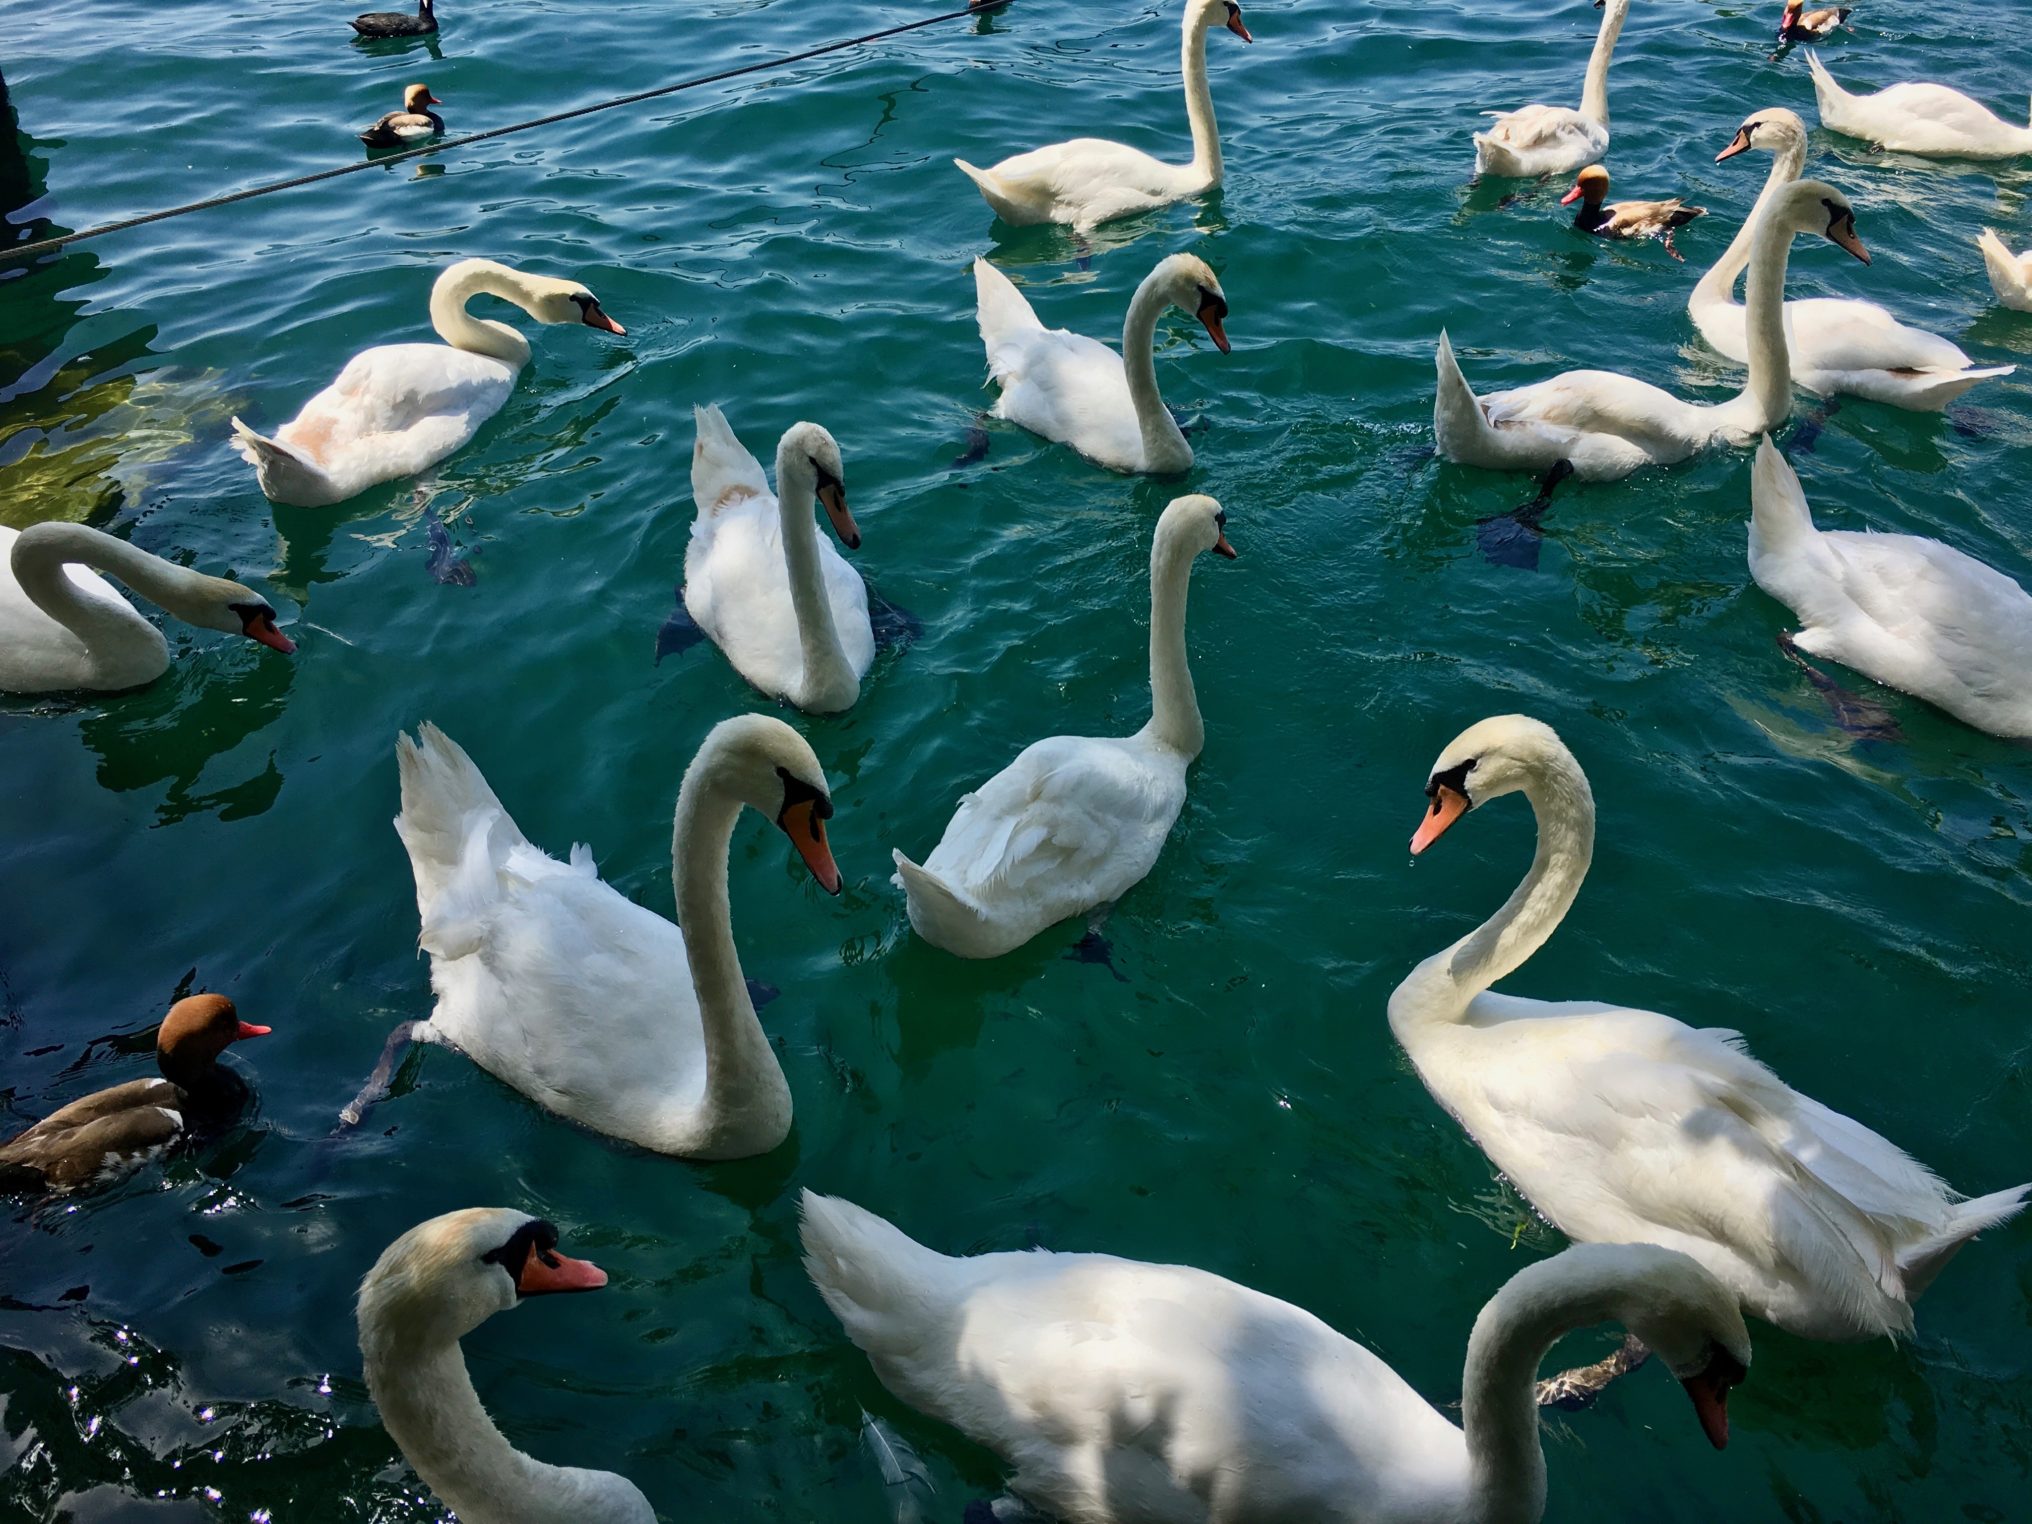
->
[[991, 329, 1144, 470], [690, 402, 772, 514], [1859, 82, 2018, 138], [0, 526, 157, 687], [1697, 295, 1973, 374], [270, 342, 518, 488], [1483, 370, 1704, 459], [819, 536, 876, 678], [1475, 105, 1606, 175], [684, 497, 809, 696], [979, 138, 1189, 222]]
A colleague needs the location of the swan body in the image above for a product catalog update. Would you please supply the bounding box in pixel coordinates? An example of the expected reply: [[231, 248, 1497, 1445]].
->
[[801, 1190, 1751, 1524], [231, 258, 624, 507], [360, 82, 443, 146], [975, 253, 1230, 475], [683, 406, 872, 713], [955, 0, 1251, 230], [1806, 51, 2032, 158], [393, 713, 842, 1159], [894, 496, 1234, 958], [359, 1210, 654, 1524], [1749, 437, 2032, 738], [1694, 110, 2013, 409], [1978, 228, 2032, 310], [1392, 715, 2030, 1342], [1472, 0, 1628, 179], [0, 522, 293, 694], [1435, 179, 1869, 480]]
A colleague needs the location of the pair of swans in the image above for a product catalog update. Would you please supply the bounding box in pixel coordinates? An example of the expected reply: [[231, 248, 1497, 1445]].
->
[[1696, 110, 2012, 410], [975, 253, 1230, 474], [1, 522, 293, 694], [1473, 0, 1628, 179], [956, 0, 1252, 230], [1394, 715, 2027, 1346], [1749, 437, 2032, 739], [894, 495, 1233, 958], [233, 258, 624, 507], [1435, 179, 1869, 479], [392, 713, 839, 1160], [1979, 228, 2032, 310], [1807, 52, 2032, 159]]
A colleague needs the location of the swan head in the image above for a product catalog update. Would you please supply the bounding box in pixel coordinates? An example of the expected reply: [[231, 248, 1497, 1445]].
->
[[778, 422, 859, 551], [694, 714, 842, 896], [512, 271, 626, 335], [1716, 106, 1808, 162], [1587, 1245, 1752, 1451], [357, 1210, 609, 1351], [1559, 164, 1610, 207], [1189, 0, 1252, 43], [1152, 253, 1230, 353], [1409, 714, 1568, 853], [1771, 179, 1869, 265], [1157, 494, 1237, 562], [402, 83, 441, 111], [169, 571, 297, 655]]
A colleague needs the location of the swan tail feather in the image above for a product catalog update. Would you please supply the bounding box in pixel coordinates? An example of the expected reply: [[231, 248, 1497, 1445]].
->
[[1804, 50, 1841, 108], [691, 403, 771, 515], [230, 416, 336, 506], [1897, 1183, 2031, 1299], [1471, 133, 1524, 178], [892, 849, 988, 950], [800, 1190, 958, 1359], [394, 722, 521, 914], [972, 257, 1044, 377], [1433, 330, 1503, 465], [1978, 230, 2031, 306], [1749, 435, 1818, 561]]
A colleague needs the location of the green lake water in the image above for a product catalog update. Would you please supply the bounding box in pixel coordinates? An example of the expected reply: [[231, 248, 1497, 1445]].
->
[[4, 0, 2031, 1518]]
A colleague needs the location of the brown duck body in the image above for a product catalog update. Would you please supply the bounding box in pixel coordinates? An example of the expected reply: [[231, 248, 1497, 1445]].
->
[[1779, 4, 1851, 42], [360, 107, 443, 148], [1562, 167, 1705, 258]]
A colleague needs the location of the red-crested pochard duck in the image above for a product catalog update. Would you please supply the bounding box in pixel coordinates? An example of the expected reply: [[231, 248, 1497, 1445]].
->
[[1561, 165, 1706, 259], [360, 83, 444, 148], [353, 0, 437, 38], [1778, 0, 1852, 44]]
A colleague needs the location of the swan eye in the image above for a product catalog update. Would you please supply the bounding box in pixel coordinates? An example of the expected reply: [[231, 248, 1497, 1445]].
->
[[1426, 758, 1477, 802], [480, 1218, 559, 1278], [1214, 510, 1227, 528], [775, 765, 834, 823], [810, 458, 843, 494]]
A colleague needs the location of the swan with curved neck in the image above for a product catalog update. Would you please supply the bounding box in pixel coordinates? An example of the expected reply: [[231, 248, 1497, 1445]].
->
[[1807, 50, 2032, 159], [954, 0, 1253, 230], [802, 1190, 1750, 1524], [1693, 110, 2013, 410], [1391, 715, 2029, 1348], [393, 713, 841, 1158], [893, 495, 1234, 958], [231, 258, 624, 507], [682, 406, 872, 713], [974, 252, 1230, 475], [1472, 0, 1629, 178], [1434, 179, 1869, 480], [359, 1210, 654, 1524], [0, 523, 293, 694]]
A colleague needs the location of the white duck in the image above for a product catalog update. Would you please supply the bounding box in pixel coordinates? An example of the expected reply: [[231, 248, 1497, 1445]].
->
[[893, 495, 1234, 959], [1434, 179, 1870, 480], [1806, 51, 2032, 158], [358, 1209, 655, 1524], [1393, 714, 2029, 1344], [681, 406, 872, 714], [1472, 0, 1629, 179], [1749, 436, 2032, 739], [955, 0, 1253, 230], [801, 1191, 1752, 1524], [393, 713, 840, 1159], [231, 258, 625, 507], [1977, 228, 2032, 310], [1, 522, 294, 694], [974, 253, 1230, 475], [1694, 110, 2013, 410]]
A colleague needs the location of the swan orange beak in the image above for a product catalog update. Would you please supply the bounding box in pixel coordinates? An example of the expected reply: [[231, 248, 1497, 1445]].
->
[[1716, 127, 1753, 162], [234, 1022, 272, 1041], [581, 300, 626, 335], [780, 799, 843, 896], [1410, 784, 1469, 854], [1213, 531, 1237, 558], [1680, 1349, 1746, 1450], [1225, 8, 1253, 42], [818, 480, 861, 551], [1829, 222, 1871, 265], [241, 609, 296, 655], [517, 1250, 608, 1297], [1197, 299, 1230, 354]]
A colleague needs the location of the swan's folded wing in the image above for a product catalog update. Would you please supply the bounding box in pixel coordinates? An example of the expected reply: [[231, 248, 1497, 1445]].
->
[[1782, 298, 1972, 373], [1867, 82, 2013, 138], [691, 403, 772, 516], [1482, 370, 1690, 455], [994, 330, 1142, 463], [1482, 103, 1591, 151], [283, 343, 513, 463]]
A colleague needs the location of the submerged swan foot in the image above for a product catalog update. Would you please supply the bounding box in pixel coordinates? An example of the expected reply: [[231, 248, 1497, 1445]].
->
[[1477, 459, 1575, 571], [655, 587, 706, 665], [869, 586, 923, 652], [337, 1020, 419, 1130], [1776, 631, 1904, 741], [1533, 1331, 1651, 1409], [422, 506, 475, 586], [1065, 929, 1128, 982], [953, 417, 993, 468]]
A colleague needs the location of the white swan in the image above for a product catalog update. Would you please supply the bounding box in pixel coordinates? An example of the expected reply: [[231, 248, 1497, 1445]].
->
[[974, 253, 1229, 475], [1978, 228, 2032, 310], [393, 713, 841, 1159], [1434, 179, 1869, 480], [1472, 0, 1628, 179], [1694, 110, 2013, 410], [231, 258, 625, 507], [893, 495, 1233, 958], [1392, 714, 2029, 1343], [954, 0, 1252, 230], [800, 1191, 1752, 1524], [359, 1209, 655, 1524], [682, 405, 872, 714], [1749, 436, 2032, 739], [1, 523, 294, 695], [1807, 52, 2032, 159]]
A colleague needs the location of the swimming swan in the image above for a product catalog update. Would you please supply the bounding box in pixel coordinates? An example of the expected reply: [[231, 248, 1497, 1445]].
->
[[1472, 0, 1629, 179], [1806, 51, 2032, 158]]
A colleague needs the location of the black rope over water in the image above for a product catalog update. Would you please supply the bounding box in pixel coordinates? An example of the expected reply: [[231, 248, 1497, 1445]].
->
[[0, 0, 1013, 266]]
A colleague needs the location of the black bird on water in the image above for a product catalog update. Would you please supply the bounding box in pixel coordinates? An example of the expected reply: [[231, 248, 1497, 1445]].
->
[[353, 0, 437, 39]]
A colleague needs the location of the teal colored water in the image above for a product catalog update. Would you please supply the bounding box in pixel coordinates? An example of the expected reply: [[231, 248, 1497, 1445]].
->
[[4, 0, 2031, 1518]]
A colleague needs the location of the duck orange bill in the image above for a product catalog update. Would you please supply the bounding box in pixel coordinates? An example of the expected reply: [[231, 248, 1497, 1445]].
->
[[517, 1250, 608, 1297], [1681, 1361, 1738, 1450], [1410, 784, 1469, 854], [1558, 183, 1586, 206], [818, 481, 861, 550], [780, 800, 843, 896], [581, 301, 626, 335], [234, 1022, 272, 1040], [1213, 531, 1238, 559]]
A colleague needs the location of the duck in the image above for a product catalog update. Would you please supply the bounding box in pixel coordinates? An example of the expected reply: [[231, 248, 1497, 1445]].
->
[[0, 995, 270, 1194], [681, 405, 872, 713], [1, 522, 294, 695], [1560, 165, 1705, 258], [954, 0, 1252, 230], [393, 713, 840, 1159], [1776, 0, 1851, 44], [1472, 0, 1629, 179], [1434, 179, 1869, 480], [359, 83, 444, 148], [231, 258, 625, 507], [358, 1210, 654, 1524], [1748, 436, 2032, 738], [974, 253, 1229, 475], [352, 0, 437, 38], [1392, 714, 2029, 1350], [1806, 51, 2032, 158], [1695, 109, 2013, 409], [893, 495, 1233, 959], [800, 1190, 1752, 1524], [1977, 228, 2032, 310]]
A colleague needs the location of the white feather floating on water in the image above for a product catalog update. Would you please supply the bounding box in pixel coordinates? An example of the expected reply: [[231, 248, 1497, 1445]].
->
[[860, 1409, 935, 1524]]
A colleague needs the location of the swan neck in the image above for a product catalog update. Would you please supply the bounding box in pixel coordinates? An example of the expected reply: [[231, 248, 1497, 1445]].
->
[[1181, 8, 1222, 184], [1739, 202, 1797, 427], [1443, 759, 1593, 1002], [1694, 140, 1805, 307], [428, 260, 536, 366], [1123, 276, 1188, 467], [773, 440, 855, 706], [11, 526, 175, 665], [1579, 0, 1626, 126], [1145, 528, 1204, 757]]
